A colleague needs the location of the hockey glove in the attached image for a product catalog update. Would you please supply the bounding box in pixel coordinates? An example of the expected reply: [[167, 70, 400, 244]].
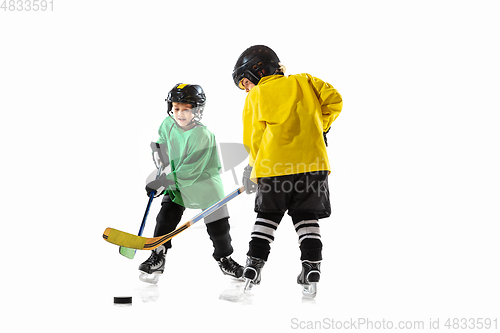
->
[[145, 174, 175, 197], [151, 142, 170, 169], [242, 165, 257, 194]]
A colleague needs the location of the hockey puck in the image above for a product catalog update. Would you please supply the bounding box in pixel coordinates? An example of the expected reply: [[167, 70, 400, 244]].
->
[[113, 296, 132, 305]]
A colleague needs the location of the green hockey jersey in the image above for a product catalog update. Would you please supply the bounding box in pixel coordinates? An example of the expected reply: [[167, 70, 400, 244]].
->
[[157, 117, 225, 209]]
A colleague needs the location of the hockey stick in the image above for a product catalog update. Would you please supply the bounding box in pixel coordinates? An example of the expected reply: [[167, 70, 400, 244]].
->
[[103, 186, 245, 251], [119, 164, 164, 259], [118, 191, 155, 259]]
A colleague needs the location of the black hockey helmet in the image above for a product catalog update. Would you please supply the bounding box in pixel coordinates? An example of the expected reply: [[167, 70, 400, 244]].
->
[[232, 45, 282, 90], [166, 83, 207, 121]]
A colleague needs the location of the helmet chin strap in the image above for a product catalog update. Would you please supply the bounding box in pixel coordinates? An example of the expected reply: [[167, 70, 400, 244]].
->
[[186, 106, 202, 127], [185, 115, 200, 127]]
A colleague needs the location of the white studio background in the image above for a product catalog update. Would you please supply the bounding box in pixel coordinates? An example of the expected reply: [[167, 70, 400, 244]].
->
[[1, 1, 499, 332]]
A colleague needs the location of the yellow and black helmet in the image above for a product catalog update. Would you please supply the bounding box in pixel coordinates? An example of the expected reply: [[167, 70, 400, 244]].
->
[[166, 83, 206, 120]]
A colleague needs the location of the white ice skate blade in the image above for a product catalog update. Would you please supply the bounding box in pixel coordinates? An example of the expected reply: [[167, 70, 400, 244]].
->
[[243, 278, 255, 293], [139, 271, 161, 284], [301, 282, 317, 298]]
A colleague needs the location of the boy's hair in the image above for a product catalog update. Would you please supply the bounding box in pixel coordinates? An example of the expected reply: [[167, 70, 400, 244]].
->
[[232, 45, 284, 89], [166, 83, 206, 121]]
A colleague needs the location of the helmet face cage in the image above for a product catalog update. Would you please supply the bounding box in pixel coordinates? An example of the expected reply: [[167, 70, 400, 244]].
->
[[232, 45, 281, 89], [233, 64, 262, 89], [166, 83, 206, 121]]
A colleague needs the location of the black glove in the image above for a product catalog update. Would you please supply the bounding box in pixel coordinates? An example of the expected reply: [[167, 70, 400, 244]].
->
[[145, 174, 175, 197], [242, 165, 257, 194]]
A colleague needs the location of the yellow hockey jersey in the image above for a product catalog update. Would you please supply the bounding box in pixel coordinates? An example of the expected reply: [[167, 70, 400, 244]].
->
[[242, 73, 342, 180]]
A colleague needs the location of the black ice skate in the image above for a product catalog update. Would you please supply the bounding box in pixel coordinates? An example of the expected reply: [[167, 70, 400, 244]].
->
[[297, 261, 321, 298], [243, 256, 266, 292], [216, 256, 244, 279], [138, 245, 166, 284]]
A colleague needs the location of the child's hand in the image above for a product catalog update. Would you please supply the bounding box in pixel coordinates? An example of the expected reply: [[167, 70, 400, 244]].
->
[[242, 165, 257, 194], [145, 174, 175, 197]]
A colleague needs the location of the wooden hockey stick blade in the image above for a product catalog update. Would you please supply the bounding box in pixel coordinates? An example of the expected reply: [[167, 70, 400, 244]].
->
[[103, 222, 191, 251], [103, 186, 245, 251], [103, 227, 148, 250]]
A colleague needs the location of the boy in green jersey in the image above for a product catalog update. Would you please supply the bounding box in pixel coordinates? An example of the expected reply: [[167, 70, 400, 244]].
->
[[139, 83, 243, 284]]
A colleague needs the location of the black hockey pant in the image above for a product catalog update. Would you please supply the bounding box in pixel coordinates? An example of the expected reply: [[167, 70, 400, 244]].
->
[[247, 211, 322, 262], [154, 199, 233, 260]]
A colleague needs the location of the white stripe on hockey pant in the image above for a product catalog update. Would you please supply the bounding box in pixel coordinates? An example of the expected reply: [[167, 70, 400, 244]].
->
[[251, 233, 275, 243], [252, 217, 279, 243], [293, 220, 319, 229], [297, 234, 322, 244], [296, 226, 321, 238], [294, 220, 321, 244], [252, 224, 277, 238], [255, 218, 280, 228]]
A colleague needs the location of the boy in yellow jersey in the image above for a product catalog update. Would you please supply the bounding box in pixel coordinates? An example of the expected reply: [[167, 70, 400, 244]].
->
[[232, 45, 343, 297]]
